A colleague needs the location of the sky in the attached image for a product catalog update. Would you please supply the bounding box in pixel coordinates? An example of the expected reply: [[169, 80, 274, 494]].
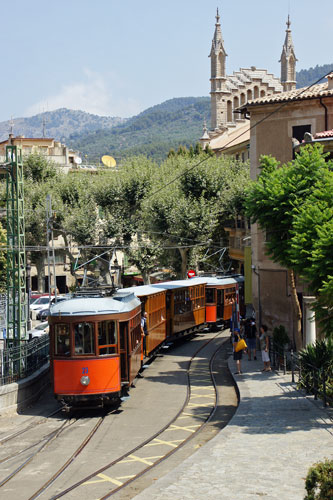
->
[[1, 0, 333, 122]]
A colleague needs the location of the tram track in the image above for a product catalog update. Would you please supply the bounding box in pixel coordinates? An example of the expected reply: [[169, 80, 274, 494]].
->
[[44, 330, 227, 500], [0, 407, 63, 446]]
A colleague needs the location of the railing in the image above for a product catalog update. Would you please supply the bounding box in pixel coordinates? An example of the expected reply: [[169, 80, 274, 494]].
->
[[0, 335, 49, 385], [269, 340, 332, 408]]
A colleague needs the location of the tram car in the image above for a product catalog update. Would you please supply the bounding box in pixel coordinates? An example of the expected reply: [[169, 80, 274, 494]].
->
[[132, 285, 167, 355], [49, 276, 244, 408], [204, 275, 245, 329], [49, 290, 142, 408], [152, 278, 206, 338]]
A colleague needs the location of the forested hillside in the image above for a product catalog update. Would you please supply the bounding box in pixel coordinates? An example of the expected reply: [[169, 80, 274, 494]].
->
[[296, 63, 333, 88], [0, 108, 126, 142], [68, 97, 210, 163]]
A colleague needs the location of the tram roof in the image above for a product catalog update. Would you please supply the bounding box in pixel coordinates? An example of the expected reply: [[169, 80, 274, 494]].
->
[[131, 285, 167, 296], [50, 290, 140, 316], [152, 278, 207, 290]]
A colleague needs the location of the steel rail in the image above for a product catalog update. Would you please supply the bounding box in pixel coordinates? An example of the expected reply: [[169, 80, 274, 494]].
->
[[0, 418, 72, 488], [0, 418, 78, 465], [48, 331, 227, 500], [0, 407, 63, 445]]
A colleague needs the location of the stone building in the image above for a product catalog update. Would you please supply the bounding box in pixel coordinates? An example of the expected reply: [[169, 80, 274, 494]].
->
[[0, 134, 80, 171], [200, 9, 296, 157], [239, 74, 333, 346], [200, 10, 300, 319]]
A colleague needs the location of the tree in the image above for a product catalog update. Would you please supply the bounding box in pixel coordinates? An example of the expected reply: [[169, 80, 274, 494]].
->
[[245, 145, 333, 347], [146, 153, 250, 278]]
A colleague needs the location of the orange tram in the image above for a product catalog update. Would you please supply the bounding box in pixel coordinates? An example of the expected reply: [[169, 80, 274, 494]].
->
[[49, 276, 244, 408]]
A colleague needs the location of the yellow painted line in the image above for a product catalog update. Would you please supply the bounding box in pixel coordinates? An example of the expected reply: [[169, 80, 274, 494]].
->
[[190, 394, 216, 399], [144, 438, 184, 448], [166, 424, 201, 433], [178, 412, 210, 420], [191, 386, 215, 391], [116, 475, 136, 480], [119, 454, 155, 465], [188, 402, 214, 408], [84, 473, 123, 486]]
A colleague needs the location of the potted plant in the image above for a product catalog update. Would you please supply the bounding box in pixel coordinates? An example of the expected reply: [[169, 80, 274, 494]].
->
[[273, 325, 290, 366]]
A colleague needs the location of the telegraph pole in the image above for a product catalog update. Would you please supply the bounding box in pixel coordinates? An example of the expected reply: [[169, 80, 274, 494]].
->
[[46, 195, 57, 302], [0, 145, 27, 346]]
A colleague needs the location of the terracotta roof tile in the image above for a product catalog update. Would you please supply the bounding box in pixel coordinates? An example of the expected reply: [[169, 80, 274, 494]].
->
[[314, 129, 333, 138], [245, 82, 333, 107]]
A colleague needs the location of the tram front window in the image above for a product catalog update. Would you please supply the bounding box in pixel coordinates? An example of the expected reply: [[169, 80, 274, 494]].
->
[[55, 324, 70, 356], [74, 322, 95, 355]]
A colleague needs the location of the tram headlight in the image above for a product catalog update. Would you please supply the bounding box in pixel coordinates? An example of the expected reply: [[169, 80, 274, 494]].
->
[[80, 375, 90, 386]]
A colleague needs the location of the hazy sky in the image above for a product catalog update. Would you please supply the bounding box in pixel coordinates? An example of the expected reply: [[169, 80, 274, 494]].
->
[[1, 0, 332, 122]]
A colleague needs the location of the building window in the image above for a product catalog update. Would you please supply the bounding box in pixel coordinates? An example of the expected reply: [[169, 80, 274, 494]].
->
[[292, 125, 311, 143]]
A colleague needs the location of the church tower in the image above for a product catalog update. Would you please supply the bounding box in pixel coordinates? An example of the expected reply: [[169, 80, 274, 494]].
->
[[280, 15, 297, 91], [209, 8, 230, 130]]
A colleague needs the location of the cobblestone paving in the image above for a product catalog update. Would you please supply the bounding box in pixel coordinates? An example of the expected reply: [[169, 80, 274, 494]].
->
[[133, 357, 333, 500]]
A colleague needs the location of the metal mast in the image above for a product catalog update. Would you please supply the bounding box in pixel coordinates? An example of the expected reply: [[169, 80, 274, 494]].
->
[[4, 145, 27, 345]]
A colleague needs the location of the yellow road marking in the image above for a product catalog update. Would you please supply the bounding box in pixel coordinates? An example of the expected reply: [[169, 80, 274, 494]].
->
[[84, 473, 123, 486], [178, 412, 210, 420], [188, 402, 214, 408], [191, 386, 215, 391], [190, 394, 216, 399], [119, 454, 155, 465], [166, 424, 201, 433], [144, 438, 183, 448]]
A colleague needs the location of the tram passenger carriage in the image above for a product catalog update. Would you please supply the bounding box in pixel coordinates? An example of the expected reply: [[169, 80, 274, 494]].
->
[[49, 290, 142, 407], [49, 276, 244, 408], [204, 276, 245, 329]]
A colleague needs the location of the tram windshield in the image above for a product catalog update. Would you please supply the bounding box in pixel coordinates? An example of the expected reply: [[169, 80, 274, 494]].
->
[[74, 322, 95, 355], [98, 320, 117, 355], [55, 324, 70, 356]]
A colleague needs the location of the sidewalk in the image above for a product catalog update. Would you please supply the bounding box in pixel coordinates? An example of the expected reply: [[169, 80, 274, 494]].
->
[[133, 356, 333, 500]]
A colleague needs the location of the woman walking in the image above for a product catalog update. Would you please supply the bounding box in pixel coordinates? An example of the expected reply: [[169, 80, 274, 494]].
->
[[259, 324, 271, 372]]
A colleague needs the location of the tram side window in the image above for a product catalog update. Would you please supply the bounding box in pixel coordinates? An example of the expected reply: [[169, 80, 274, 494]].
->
[[98, 320, 117, 355], [74, 322, 95, 355], [206, 288, 215, 304], [55, 324, 70, 356]]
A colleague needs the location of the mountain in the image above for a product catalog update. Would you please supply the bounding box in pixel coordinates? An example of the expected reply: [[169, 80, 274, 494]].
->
[[68, 97, 210, 163], [296, 63, 333, 88], [0, 108, 126, 143]]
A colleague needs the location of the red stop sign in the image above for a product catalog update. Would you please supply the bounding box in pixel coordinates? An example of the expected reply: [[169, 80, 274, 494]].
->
[[187, 269, 196, 278]]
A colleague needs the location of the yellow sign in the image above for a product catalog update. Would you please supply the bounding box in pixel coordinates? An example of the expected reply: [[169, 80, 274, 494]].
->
[[101, 155, 116, 168]]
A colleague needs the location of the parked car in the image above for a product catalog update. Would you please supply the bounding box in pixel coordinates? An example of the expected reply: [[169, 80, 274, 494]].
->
[[28, 321, 49, 339], [36, 296, 68, 320], [30, 296, 51, 311]]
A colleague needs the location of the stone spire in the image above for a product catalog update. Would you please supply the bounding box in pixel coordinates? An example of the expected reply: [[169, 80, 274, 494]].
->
[[280, 15, 297, 91], [209, 8, 230, 131]]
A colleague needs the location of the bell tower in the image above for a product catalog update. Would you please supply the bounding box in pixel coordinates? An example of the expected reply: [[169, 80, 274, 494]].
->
[[280, 15, 297, 91], [209, 8, 230, 130]]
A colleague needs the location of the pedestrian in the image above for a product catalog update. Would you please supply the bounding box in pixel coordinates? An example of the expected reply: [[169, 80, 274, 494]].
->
[[141, 311, 148, 356], [245, 318, 257, 361], [233, 328, 243, 375], [259, 324, 271, 372]]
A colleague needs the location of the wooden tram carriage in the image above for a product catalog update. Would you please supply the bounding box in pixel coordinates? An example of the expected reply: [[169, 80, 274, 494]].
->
[[49, 276, 244, 408], [49, 290, 142, 407]]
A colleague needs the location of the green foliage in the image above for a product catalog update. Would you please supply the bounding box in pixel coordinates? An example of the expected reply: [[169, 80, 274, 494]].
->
[[313, 278, 333, 340], [297, 63, 333, 88], [272, 325, 289, 350], [23, 153, 58, 182], [298, 340, 333, 402], [68, 97, 210, 163], [245, 145, 333, 339], [304, 459, 333, 500]]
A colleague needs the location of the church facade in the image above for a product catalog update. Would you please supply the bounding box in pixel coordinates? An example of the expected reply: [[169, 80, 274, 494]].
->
[[201, 10, 297, 156]]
